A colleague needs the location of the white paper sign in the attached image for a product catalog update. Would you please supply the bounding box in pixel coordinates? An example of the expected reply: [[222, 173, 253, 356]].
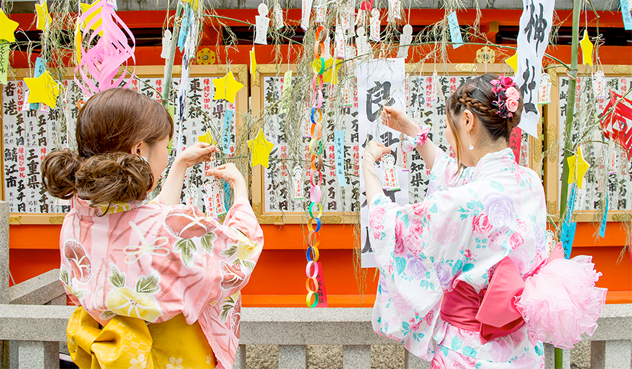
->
[[301, 0, 313, 31], [514, 0, 555, 138], [356, 58, 409, 267]]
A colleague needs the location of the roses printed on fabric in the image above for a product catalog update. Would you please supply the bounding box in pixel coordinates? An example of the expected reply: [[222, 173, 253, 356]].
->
[[370, 206, 387, 240], [472, 214, 493, 234], [490, 75, 520, 119], [484, 193, 516, 230]]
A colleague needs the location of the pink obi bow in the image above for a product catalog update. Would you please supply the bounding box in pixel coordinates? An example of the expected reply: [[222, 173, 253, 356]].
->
[[440, 243, 565, 343]]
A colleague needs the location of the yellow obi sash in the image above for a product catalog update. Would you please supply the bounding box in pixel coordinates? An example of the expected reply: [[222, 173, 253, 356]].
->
[[67, 307, 216, 369]]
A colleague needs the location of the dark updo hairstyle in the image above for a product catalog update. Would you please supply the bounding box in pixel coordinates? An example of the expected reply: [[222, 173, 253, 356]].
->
[[41, 88, 174, 205], [445, 73, 523, 167]]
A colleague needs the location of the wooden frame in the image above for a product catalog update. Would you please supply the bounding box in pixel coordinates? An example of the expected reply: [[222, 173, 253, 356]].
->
[[251, 62, 540, 224], [1, 64, 248, 225], [251, 64, 359, 225], [544, 64, 632, 222]]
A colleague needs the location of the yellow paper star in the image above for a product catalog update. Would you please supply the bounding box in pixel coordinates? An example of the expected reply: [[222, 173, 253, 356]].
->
[[250, 47, 257, 83], [567, 146, 590, 189], [198, 130, 216, 145], [247, 128, 274, 168], [0, 10, 19, 43], [580, 30, 594, 67], [35, 1, 52, 31], [312, 58, 343, 85], [212, 70, 244, 104], [24, 70, 60, 108], [505, 52, 518, 74], [80, 3, 103, 36], [74, 22, 82, 64], [182, 0, 199, 11]]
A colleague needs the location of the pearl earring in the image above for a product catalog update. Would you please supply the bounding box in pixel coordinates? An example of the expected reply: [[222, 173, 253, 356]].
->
[[468, 132, 474, 150]]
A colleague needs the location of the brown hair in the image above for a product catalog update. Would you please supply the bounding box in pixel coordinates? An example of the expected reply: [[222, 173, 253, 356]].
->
[[446, 73, 523, 168], [41, 88, 174, 204]]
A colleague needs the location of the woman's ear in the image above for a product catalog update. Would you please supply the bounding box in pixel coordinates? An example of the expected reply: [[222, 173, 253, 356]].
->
[[130, 142, 144, 156], [463, 110, 475, 132]]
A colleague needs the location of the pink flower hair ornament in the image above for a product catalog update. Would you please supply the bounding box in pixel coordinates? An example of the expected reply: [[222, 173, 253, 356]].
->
[[490, 75, 520, 119]]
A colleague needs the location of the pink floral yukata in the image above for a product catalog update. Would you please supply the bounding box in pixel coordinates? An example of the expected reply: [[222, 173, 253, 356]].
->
[[369, 147, 548, 368], [59, 195, 264, 369]]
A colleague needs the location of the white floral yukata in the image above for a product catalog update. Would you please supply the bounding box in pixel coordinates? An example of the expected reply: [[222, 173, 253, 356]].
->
[[369, 147, 547, 368]]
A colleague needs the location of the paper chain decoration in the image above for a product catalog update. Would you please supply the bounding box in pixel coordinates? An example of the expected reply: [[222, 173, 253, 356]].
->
[[600, 90, 632, 158], [74, 0, 136, 97], [304, 25, 329, 309]]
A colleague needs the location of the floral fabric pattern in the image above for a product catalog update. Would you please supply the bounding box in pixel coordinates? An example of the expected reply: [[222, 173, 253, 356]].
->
[[60, 196, 264, 369], [369, 148, 547, 368]]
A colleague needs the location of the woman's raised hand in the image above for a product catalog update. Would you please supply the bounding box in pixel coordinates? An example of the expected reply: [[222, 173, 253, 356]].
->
[[174, 143, 220, 168], [362, 141, 392, 166], [382, 106, 420, 137], [207, 163, 248, 199]]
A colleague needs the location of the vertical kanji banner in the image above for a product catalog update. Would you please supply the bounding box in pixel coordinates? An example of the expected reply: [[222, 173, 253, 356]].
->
[[356, 58, 409, 267], [515, 0, 555, 138]]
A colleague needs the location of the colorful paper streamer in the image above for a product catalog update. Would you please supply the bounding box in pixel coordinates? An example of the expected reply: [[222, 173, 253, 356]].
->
[[447, 11, 463, 48], [222, 110, 234, 155], [621, 0, 632, 30], [0, 44, 10, 85], [599, 194, 608, 238], [74, 0, 136, 97], [334, 130, 346, 187], [30, 57, 47, 110]]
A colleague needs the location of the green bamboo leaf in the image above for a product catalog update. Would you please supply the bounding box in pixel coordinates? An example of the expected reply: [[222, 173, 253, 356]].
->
[[109, 265, 125, 288], [73, 288, 88, 300], [135, 272, 160, 294], [220, 245, 238, 258], [174, 238, 197, 267], [242, 260, 255, 272], [100, 311, 115, 320], [59, 265, 71, 286], [201, 233, 217, 254]]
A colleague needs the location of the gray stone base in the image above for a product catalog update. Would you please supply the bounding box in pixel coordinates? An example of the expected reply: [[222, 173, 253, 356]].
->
[[240, 342, 632, 369]]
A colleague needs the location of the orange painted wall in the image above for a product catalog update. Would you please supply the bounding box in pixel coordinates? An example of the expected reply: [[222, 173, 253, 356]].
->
[[5, 8, 632, 306]]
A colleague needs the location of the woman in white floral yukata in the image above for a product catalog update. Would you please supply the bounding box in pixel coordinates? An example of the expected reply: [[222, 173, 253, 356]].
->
[[41, 88, 263, 369], [363, 74, 606, 368]]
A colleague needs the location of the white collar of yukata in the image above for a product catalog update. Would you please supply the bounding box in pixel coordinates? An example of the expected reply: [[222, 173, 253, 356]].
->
[[469, 148, 516, 180], [73, 196, 142, 217]]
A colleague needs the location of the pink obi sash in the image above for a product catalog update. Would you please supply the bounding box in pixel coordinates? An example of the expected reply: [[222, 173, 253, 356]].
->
[[440, 245, 566, 344]]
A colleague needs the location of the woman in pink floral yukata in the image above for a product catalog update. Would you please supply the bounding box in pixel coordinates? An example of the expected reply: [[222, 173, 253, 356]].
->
[[362, 74, 606, 368], [41, 88, 263, 369]]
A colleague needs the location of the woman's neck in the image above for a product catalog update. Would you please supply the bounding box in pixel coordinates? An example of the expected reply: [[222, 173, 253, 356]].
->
[[470, 139, 509, 166]]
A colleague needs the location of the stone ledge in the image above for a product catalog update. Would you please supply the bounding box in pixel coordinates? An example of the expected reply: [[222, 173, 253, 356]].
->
[[0, 305, 75, 341], [0, 304, 630, 345], [582, 304, 632, 341], [9, 269, 65, 305]]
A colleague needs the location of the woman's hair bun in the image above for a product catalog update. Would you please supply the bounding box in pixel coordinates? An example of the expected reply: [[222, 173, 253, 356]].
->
[[75, 153, 154, 205], [41, 150, 82, 200]]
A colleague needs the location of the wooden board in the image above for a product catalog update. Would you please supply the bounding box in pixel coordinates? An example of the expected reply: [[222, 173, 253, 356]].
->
[[544, 64, 632, 222], [1, 65, 248, 224], [251, 63, 537, 224]]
